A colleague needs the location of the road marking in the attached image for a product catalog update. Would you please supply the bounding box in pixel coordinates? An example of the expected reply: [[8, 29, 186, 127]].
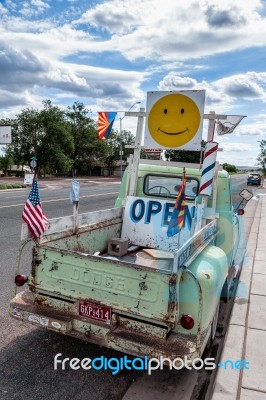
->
[[0, 192, 119, 209]]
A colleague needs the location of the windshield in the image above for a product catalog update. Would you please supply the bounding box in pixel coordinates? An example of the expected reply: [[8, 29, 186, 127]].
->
[[144, 175, 199, 200]]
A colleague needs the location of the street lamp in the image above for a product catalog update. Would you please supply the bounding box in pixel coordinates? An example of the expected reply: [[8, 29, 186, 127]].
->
[[119, 101, 141, 180]]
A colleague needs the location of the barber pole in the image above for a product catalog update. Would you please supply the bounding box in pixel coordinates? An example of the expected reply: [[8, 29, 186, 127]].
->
[[199, 141, 218, 196]]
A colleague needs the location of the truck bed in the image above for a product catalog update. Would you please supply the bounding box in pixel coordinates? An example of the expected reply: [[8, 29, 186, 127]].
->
[[26, 207, 178, 327]]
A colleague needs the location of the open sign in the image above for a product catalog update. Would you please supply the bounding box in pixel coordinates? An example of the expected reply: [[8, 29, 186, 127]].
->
[[121, 196, 196, 251]]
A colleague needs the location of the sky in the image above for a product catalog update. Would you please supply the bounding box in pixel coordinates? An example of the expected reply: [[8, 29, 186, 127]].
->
[[0, 0, 265, 166]]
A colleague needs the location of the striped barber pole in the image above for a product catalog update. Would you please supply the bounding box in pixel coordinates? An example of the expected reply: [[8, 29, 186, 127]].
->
[[199, 141, 218, 196]]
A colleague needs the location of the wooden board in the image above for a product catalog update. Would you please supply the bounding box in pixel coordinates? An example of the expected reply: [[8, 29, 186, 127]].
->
[[142, 248, 174, 260]]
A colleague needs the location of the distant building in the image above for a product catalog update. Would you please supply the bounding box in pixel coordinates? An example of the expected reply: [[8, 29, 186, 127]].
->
[[2, 165, 31, 177]]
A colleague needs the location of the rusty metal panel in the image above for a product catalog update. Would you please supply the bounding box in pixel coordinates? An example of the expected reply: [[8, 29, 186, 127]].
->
[[40, 220, 122, 254], [10, 290, 203, 361], [30, 247, 176, 324], [21, 207, 123, 241], [117, 315, 168, 339]]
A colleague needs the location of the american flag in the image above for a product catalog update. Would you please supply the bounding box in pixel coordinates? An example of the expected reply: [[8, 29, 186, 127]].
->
[[167, 168, 186, 237], [22, 179, 48, 238]]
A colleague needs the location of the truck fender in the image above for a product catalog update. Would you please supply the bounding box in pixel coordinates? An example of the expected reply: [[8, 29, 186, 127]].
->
[[175, 245, 228, 336]]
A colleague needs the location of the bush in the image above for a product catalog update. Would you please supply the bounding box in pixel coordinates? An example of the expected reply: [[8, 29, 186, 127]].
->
[[0, 183, 26, 190], [223, 163, 237, 173]]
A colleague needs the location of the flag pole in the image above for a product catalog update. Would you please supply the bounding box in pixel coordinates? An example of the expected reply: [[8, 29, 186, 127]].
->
[[73, 200, 79, 234], [177, 167, 185, 249]]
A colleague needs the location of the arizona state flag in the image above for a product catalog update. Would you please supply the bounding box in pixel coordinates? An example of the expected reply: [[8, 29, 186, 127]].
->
[[167, 168, 186, 237], [98, 112, 117, 140]]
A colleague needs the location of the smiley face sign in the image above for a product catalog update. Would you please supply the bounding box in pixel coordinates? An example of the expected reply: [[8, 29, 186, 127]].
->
[[144, 90, 205, 150]]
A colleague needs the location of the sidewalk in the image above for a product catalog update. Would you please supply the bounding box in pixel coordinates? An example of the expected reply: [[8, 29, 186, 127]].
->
[[212, 186, 266, 399], [0, 176, 120, 190]]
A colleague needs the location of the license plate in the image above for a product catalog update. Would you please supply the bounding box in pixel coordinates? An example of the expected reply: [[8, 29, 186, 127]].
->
[[79, 301, 111, 323]]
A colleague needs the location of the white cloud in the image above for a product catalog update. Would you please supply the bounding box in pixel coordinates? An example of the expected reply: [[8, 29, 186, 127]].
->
[[76, 0, 147, 35], [157, 71, 266, 114], [0, 0, 265, 155], [236, 125, 266, 136], [158, 76, 198, 91], [220, 142, 254, 152], [2, 1, 266, 69], [0, 40, 146, 110], [0, 4, 8, 15], [157, 73, 233, 109], [214, 73, 266, 100], [217, 154, 258, 166], [20, 0, 50, 17], [70, 0, 266, 62], [0, 16, 55, 33], [31, 0, 49, 7], [0, 89, 38, 112], [200, 0, 263, 28]]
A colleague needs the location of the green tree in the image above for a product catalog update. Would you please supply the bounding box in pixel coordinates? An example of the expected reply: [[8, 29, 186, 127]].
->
[[257, 139, 266, 174], [223, 163, 237, 173], [5, 109, 41, 167], [65, 101, 102, 175], [38, 100, 73, 175], [4, 100, 73, 175], [165, 140, 206, 163], [0, 155, 13, 176], [100, 130, 135, 175], [2, 100, 136, 177]]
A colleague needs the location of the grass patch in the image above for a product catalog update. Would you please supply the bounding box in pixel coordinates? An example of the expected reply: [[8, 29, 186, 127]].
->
[[0, 183, 27, 190]]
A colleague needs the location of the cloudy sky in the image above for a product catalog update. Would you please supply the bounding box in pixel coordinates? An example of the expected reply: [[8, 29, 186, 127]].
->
[[0, 0, 265, 166]]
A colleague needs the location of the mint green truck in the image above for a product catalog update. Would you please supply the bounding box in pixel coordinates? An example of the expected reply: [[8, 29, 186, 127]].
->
[[10, 160, 246, 362]]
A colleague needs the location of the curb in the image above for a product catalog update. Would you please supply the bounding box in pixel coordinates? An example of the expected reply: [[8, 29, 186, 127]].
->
[[0, 188, 28, 192], [211, 195, 262, 399], [0, 186, 48, 192]]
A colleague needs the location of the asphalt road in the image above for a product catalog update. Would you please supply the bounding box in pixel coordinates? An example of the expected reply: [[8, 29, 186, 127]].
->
[[0, 174, 259, 400], [0, 180, 133, 400]]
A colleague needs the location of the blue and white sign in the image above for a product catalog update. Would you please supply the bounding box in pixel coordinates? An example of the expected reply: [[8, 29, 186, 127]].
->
[[121, 196, 196, 251], [70, 179, 80, 203]]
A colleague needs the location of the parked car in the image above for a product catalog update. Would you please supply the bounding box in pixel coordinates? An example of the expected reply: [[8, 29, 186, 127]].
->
[[247, 173, 261, 186]]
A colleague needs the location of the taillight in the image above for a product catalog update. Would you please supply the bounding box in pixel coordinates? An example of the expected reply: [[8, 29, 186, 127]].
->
[[238, 209, 245, 216], [15, 274, 28, 287], [180, 314, 194, 330]]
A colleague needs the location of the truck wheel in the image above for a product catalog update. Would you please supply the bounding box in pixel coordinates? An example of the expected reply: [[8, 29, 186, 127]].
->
[[221, 278, 229, 303]]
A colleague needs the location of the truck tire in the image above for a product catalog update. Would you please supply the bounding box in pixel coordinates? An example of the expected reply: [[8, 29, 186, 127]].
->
[[221, 278, 229, 303]]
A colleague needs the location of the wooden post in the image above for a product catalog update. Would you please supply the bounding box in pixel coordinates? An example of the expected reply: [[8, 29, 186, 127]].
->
[[207, 111, 216, 142], [73, 201, 79, 233], [70, 177, 80, 234], [127, 108, 146, 197]]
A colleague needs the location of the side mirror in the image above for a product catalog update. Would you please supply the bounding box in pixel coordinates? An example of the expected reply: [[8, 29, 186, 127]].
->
[[235, 189, 253, 213], [239, 189, 253, 202]]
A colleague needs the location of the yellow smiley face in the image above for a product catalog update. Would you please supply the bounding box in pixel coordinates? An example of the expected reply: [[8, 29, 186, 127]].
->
[[148, 93, 201, 148]]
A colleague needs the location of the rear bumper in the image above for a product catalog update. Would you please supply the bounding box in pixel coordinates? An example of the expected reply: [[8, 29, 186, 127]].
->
[[10, 290, 203, 362]]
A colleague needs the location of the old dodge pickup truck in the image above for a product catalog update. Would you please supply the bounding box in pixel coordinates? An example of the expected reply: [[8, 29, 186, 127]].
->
[[10, 155, 247, 363]]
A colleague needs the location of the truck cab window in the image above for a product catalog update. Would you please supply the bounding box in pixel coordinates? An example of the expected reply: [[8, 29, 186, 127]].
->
[[144, 175, 199, 200]]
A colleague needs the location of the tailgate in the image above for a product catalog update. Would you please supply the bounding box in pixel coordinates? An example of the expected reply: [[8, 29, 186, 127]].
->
[[30, 247, 177, 325]]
